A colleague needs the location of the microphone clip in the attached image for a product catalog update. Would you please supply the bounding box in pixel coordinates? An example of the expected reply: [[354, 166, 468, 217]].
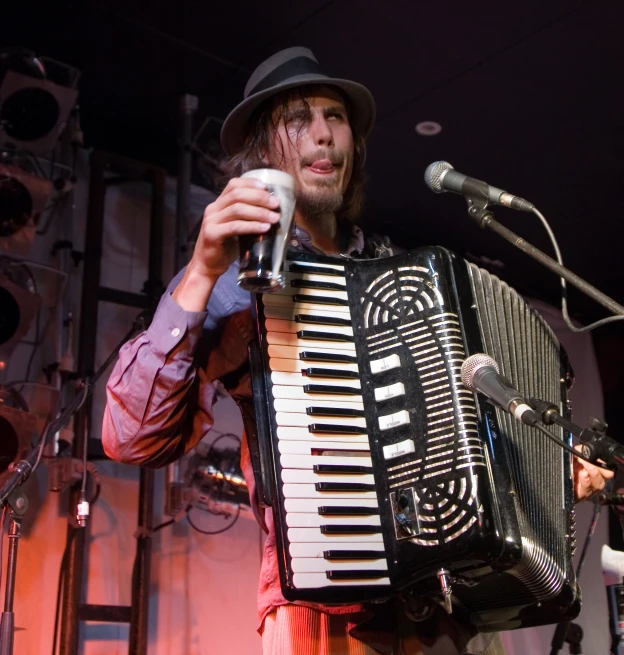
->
[[461, 178, 497, 228]]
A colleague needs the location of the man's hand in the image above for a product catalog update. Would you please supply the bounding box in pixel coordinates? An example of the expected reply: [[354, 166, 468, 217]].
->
[[173, 177, 282, 311], [573, 444, 614, 502]]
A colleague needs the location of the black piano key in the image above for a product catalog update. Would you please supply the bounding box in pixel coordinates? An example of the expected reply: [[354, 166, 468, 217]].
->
[[313, 464, 373, 474], [303, 368, 360, 379], [291, 279, 346, 291], [309, 424, 368, 435], [292, 294, 348, 306], [320, 525, 382, 535], [315, 482, 376, 492], [326, 570, 388, 580], [304, 384, 361, 396], [297, 330, 354, 342], [306, 406, 365, 417], [295, 314, 352, 327], [288, 263, 344, 277], [324, 550, 386, 560], [319, 506, 380, 516], [300, 351, 357, 363]]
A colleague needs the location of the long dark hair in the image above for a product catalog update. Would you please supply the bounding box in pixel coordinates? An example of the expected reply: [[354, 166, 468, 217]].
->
[[224, 85, 367, 222]]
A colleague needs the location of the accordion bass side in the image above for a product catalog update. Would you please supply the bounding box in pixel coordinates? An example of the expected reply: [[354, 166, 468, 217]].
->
[[249, 246, 579, 631]]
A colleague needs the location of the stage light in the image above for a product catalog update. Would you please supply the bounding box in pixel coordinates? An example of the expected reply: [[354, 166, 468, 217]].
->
[[0, 387, 38, 482], [0, 48, 79, 155], [0, 163, 53, 253], [0, 263, 42, 367]]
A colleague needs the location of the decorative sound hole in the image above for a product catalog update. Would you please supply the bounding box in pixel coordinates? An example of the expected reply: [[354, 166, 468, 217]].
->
[[1, 88, 60, 141], [0, 287, 21, 344], [0, 416, 19, 473], [416, 477, 476, 543], [0, 175, 32, 236]]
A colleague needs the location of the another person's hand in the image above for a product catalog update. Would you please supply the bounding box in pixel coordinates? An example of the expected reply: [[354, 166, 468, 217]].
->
[[573, 444, 614, 502]]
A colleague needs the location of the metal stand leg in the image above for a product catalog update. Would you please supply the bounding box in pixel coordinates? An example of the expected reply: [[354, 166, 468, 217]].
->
[[0, 489, 29, 655]]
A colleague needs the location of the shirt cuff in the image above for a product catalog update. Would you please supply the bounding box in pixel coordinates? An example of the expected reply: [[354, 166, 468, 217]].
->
[[146, 290, 208, 356]]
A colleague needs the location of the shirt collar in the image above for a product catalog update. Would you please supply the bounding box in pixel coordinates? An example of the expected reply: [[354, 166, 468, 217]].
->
[[289, 221, 365, 257]]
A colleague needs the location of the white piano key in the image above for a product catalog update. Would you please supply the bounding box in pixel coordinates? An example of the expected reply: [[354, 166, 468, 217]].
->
[[291, 558, 387, 573], [265, 318, 354, 337], [277, 426, 369, 442], [272, 385, 363, 402], [281, 469, 375, 484], [276, 413, 366, 428], [293, 573, 390, 588], [374, 381, 406, 402], [273, 398, 364, 413], [378, 409, 411, 431], [285, 514, 381, 528], [264, 305, 351, 323], [268, 345, 356, 361], [278, 440, 371, 454], [280, 454, 372, 469], [262, 294, 351, 314], [288, 527, 383, 543], [271, 371, 361, 389], [285, 261, 345, 273], [269, 285, 348, 300], [283, 271, 346, 283], [285, 499, 379, 513], [283, 484, 378, 499], [289, 542, 383, 558], [269, 358, 359, 374], [267, 331, 356, 351]]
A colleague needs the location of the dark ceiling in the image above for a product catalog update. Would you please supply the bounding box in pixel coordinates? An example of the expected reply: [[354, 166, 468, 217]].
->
[[3, 0, 624, 322]]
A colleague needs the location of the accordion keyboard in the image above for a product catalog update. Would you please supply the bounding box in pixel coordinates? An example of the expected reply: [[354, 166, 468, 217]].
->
[[260, 258, 391, 591]]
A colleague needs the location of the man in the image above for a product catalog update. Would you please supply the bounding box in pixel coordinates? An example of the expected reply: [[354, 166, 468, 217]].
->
[[102, 47, 610, 654]]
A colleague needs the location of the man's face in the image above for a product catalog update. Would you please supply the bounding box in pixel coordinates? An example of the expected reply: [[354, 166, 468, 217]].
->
[[267, 88, 354, 218]]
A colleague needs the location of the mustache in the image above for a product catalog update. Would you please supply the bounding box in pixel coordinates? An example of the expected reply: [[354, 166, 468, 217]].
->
[[300, 149, 344, 167]]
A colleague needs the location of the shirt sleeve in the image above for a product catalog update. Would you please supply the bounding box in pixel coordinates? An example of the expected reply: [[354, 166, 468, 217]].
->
[[101, 288, 218, 468]]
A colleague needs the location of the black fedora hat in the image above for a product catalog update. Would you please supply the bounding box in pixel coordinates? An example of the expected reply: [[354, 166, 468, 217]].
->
[[220, 46, 376, 156]]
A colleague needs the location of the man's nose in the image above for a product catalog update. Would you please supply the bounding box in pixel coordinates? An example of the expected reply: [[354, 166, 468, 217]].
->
[[310, 116, 334, 146]]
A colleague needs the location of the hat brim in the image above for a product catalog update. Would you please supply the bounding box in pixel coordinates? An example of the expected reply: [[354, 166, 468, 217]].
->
[[220, 73, 376, 156]]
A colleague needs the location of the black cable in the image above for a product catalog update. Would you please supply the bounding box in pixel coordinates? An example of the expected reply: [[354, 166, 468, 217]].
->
[[187, 504, 240, 535], [533, 422, 613, 471], [0, 507, 7, 595], [51, 529, 77, 655]]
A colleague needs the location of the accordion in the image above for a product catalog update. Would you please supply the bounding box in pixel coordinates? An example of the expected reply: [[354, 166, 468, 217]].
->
[[249, 246, 579, 632]]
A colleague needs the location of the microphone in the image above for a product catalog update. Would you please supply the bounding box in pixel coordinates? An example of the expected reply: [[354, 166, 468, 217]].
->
[[597, 492, 624, 506], [424, 161, 535, 212], [461, 354, 539, 426]]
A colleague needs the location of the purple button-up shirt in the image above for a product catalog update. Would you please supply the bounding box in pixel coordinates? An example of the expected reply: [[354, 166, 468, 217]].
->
[[102, 222, 372, 627]]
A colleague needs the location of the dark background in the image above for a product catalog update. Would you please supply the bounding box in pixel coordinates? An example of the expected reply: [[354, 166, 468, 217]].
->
[[3, 0, 624, 501]]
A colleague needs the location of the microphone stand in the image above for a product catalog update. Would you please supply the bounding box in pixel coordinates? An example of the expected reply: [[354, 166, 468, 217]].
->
[[460, 179, 624, 318], [530, 398, 624, 471], [0, 312, 149, 655]]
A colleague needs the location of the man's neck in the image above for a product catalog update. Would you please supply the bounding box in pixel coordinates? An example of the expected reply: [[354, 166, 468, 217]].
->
[[295, 211, 341, 255]]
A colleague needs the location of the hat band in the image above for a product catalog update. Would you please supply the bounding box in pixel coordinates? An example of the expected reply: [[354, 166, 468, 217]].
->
[[247, 56, 326, 96]]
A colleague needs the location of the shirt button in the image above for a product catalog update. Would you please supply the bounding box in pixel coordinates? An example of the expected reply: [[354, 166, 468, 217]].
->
[[171, 327, 181, 338], [291, 239, 299, 246]]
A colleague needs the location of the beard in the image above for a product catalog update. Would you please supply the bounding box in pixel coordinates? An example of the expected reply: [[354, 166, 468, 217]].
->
[[296, 179, 344, 218]]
